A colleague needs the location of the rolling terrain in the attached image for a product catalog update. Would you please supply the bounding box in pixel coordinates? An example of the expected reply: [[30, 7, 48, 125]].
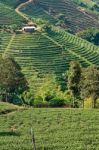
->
[[0, 0, 99, 89], [0, 0, 99, 32], [0, 1, 99, 149], [0, 30, 99, 89], [0, 2, 24, 27], [21, 0, 99, 32]]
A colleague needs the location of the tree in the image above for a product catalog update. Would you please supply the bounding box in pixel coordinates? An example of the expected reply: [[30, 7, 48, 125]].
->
[[80, 66, 99, 108], [77, 28, 99, 46], [0, 57, 28, 102], [67, 61, 81, 107]]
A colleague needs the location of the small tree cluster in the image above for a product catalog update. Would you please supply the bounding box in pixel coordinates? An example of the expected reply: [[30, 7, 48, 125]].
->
[[67, 61, 99, 108]]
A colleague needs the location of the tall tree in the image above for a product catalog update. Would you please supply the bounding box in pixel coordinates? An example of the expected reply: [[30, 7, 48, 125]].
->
[[80, 66, 99, 108], [67, 61, 81, 107], [0, 56, 28, 102]]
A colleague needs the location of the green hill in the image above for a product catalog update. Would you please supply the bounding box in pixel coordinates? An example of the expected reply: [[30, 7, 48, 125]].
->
[[0, 29, 99, 89], [0, 0, 99, 90], [0, 1, 25, 28], [0, 0, 27, 8], [0, 2, 25, 27], [20, 0, 99, 32]]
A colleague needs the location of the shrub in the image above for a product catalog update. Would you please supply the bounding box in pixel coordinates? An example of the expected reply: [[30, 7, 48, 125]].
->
[[34, 99, 49, 108], [49, 98, 65, 107], [21, 90, 34, 105]]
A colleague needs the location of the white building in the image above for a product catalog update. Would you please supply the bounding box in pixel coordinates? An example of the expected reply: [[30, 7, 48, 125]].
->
[[22, 26, 36, 32]]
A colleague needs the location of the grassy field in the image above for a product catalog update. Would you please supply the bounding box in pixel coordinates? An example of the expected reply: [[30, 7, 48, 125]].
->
[[0, 103, 99, 150], [0, 102, 19, 114]]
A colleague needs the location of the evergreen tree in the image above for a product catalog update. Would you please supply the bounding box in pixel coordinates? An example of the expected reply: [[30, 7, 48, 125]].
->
[[80, 66, 99, 108], [67, 61, 81, 107], [0, 57, 28, 102]]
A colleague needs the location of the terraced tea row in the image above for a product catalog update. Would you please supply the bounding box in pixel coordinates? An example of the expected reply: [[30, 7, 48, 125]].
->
[[31, 0, 99, 32], [1, 31, 99, 89], [0, 33, 12, 54], [0, 2, 24, 27], [0, 0, 28, 8], [4, 33, 68, 74], [21, 3, 56, 24], [47, 29, 99, 65], [0, 108, 99, 150]]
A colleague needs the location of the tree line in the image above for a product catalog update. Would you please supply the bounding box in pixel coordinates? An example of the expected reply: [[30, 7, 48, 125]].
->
[[68, 61, 99, 108], [0, 56, 99, 108]]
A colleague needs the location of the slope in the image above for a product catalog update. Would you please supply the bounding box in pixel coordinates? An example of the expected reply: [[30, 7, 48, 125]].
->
[[0, 2, 25, 27], [20, 0, 99, 32], [1, 28, 99, 90], [0, 0, 28, 8], [0, 0, 99, 90]]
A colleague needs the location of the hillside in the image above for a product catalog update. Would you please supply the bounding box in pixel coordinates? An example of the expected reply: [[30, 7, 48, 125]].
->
[[0, 1, 99, 149], [0, 0, 99, 90], [1, 29, 99, 89], [0, 104, 99, 150], [20, 0, 99, 32], [0, 0, 28, 8], [0, 0, 99, 100], [72, 0, 99, 13], [0, 1, 26, 28]]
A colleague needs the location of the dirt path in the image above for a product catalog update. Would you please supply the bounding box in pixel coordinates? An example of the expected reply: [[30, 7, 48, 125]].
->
[[15, 0, 33, 21], [3, 34, 15, 58]]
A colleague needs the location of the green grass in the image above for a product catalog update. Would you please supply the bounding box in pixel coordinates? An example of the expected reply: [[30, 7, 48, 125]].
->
[[0, 104, 99, 150], [0, 102, 19, 114]]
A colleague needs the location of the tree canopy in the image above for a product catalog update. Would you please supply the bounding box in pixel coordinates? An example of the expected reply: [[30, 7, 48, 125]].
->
[[80, 66, 99, 108], [0, 56, 28, 102], [67, 61, 81, 107]]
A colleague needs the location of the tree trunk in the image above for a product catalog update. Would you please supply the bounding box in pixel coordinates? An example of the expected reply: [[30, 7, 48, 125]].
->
[[31, 127, 36, 150], [73, 96, 75, 108]]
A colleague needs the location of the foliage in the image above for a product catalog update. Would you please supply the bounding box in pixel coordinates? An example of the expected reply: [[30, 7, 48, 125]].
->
[[49, 98, 64, 107], [0, 56, 28, 102], [80, 66, 99, 108], [73, 0, 99, 13], [34, 74, 58, 102], [43, 24, 53, 33], [67, 61, 81, 107], [33, 99, 49, 108], [77, 28, 99, 45], [21, 89, 34, 105], [84, 97, 93, 108]]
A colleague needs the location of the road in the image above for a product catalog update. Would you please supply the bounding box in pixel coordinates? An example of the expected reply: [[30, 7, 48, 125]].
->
[[15, 0, 33, 21]]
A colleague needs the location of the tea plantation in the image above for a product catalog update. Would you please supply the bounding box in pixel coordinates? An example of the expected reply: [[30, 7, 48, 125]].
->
[[0, 2, 24, 27], [0, 28, 99, 90], [0, 103, 99, 150], [21, 0, 99, 32]]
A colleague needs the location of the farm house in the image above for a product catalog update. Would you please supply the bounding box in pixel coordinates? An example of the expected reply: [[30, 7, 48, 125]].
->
[[22, 26, 36, 32]]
